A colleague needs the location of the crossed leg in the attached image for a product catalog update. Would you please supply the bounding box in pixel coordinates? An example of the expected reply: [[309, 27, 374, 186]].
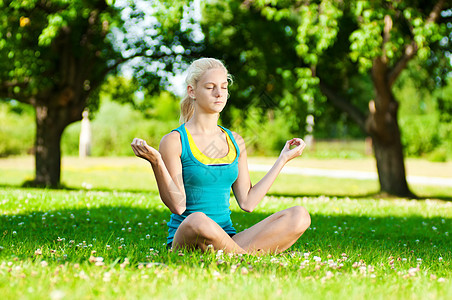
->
[[172, 206, 311, 254]]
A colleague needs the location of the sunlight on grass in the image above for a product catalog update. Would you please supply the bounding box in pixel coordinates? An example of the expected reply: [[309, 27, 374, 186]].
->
[[1, 187, 451, 299], [0, 156, 451, 299]]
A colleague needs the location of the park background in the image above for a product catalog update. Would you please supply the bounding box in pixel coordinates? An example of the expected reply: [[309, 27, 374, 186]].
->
[[1, 0, 452, 299]]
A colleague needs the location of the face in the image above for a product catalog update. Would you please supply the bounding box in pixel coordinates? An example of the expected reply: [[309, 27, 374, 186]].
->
[[188, 68, 229, 114]]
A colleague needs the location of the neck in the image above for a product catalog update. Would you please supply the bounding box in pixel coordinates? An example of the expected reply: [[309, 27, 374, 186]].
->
[[186, 111, 220, 134]]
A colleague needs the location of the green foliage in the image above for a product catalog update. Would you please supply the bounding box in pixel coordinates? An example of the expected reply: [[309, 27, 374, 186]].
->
[[100, 75, 180, 120], [62, 99, 180, 157], [229, 106, 293, 156], [395, 61, 452, 160], [0, 0, 122, 100], [0, 101, 34, 156], [245, 0, 451, 132], [200, 0, 308, 133], [400, 114, 441, 156]]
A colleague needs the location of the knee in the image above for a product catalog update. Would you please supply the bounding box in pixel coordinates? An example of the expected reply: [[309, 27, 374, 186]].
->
[[182, 212, 214, 236], [287, 206, 311, 234]]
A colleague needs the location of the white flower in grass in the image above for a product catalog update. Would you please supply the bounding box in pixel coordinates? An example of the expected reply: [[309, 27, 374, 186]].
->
[[41, 261, 48, 267], [359, 266, 367, 274], [50, 290, 65, 300], [12, 231, 17, 236], [325, 271, 334, 279], [438, 278, 446, 282], [103, 272, 111, 282], [230, 264, 238, 273], [146, 234, 150, 239], [408, 267, 419, 277], [303, 252, 310, 258], [95, 261, 105, 266], [34, 249, 42, 255], [313, 256, 321, 262], [212, 271, 221, 277], [216, 250, 224, 257]]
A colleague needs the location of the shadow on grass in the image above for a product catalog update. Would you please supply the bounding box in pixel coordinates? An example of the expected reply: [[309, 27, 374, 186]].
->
[[1, 181, 451, 202], [1, 202, 451, 264], [265, 190, 452, 202]]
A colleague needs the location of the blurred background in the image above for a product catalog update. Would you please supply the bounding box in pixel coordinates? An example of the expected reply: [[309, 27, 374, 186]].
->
[[0, 0, 451, 196]]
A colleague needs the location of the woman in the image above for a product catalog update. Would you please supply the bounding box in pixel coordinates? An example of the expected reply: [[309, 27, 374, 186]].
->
[[131, 58, 310, 254]]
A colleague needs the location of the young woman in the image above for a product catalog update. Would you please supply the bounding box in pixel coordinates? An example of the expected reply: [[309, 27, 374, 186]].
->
[[131, 58, 310, 254]]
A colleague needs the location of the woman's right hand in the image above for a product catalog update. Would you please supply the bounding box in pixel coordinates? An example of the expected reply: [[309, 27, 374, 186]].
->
[[131, 138, 161, 165]]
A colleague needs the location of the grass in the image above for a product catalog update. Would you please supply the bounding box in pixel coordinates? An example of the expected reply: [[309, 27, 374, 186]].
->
[[0, 156, 451, 299]]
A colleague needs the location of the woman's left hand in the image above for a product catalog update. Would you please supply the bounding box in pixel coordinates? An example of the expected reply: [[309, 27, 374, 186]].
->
[[279, 138, 306, 163]]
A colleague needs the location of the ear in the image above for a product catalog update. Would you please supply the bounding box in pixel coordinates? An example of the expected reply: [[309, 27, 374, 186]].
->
[[187, 85, 195, 99]]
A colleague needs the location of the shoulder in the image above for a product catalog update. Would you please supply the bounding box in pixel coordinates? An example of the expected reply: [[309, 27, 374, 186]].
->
[[230, 130, 246, 154], [159, 130, 182, 155]]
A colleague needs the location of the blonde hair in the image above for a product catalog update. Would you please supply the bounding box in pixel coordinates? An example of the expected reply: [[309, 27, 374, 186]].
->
[[180, 58, 232, 123]]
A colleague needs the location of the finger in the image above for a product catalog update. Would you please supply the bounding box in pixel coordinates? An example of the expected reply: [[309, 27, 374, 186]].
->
[[289, 138, 303, 146], [131, 146, 141, 157], [283, 140, 291, 151]]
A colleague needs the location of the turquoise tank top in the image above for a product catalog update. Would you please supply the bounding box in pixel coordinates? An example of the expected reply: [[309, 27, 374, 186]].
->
[[166, 124, 240, 244]]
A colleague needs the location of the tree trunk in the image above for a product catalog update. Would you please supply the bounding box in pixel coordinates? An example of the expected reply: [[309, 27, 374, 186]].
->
[[371, 117, 413, 197], [34, 93, 83, 187], [367, 58, 415, 198], [34, 104, 66, 187]]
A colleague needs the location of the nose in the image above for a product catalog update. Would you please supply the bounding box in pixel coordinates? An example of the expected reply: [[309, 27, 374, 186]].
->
[[214, 87, 222, 98]]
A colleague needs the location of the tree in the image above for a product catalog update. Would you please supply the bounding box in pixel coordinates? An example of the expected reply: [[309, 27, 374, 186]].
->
[[199, 0, 310, 147], [0, 0, 199, 187], [246, 0, 450, 197]]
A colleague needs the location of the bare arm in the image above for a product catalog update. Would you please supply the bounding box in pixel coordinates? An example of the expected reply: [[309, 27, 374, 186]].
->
[[232, 134, 306, 212], [131, 132, 186, 215]]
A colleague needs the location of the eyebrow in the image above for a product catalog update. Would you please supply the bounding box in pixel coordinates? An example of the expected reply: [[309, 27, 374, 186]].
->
[[204, 81, 228, 85]]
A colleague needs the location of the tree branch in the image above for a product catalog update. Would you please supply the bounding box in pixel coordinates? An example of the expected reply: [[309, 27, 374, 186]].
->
[[0, 79, 32, 104], [388, 0, 445, 86], [318, 79, 367, 132], [387, 41, 418, 86]]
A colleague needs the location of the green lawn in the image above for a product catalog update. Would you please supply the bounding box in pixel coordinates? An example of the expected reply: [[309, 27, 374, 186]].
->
[[0, 157, 451, 299]]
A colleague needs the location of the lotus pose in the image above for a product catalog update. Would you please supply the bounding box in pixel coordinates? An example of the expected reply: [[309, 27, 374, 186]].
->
[[131, 58, 310, 254]]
